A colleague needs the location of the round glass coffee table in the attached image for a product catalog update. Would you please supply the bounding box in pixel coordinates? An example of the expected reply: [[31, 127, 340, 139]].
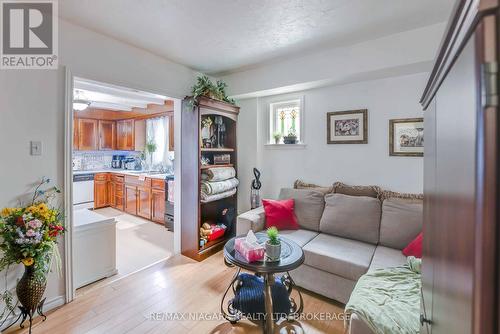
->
[[222, 232, 305, 334]]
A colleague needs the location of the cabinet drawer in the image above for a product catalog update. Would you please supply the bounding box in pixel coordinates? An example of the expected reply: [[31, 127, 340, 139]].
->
[[111, 174, 124, 183], [95, 173, 109, 181], [125, 175, 151, 187], [151, 179, 165, 190]]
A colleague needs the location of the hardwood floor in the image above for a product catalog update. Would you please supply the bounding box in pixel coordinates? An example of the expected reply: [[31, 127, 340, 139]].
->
[[5, 252, 345, 334]]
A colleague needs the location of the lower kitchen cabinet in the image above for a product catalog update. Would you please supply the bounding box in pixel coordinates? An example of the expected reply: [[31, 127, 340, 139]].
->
[[151, 188, 165, 223], [108, 179, 114, 207], [137, 186, 152, 220], [94, 173, 109, 209], [125, 184, 138, 215], [95, 173, 165, 224]]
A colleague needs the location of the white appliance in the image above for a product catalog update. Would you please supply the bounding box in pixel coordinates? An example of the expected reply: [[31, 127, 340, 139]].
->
[[73, 209, 117, 288], [73, 173, 94, 209]]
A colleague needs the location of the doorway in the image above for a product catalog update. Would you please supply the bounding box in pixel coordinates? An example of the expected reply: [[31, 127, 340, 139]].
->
[[64, 73, 181, 301]]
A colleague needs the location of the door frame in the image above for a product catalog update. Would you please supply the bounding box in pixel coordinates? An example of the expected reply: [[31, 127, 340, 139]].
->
[[63, 68, 183, 303]]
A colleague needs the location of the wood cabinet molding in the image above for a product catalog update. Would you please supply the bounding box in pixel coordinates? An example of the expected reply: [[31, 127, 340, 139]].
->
[[420, 0, 499, 109]]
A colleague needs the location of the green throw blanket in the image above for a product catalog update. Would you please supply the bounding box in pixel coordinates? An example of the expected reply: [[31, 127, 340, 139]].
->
[[345, 257, 421, 334]]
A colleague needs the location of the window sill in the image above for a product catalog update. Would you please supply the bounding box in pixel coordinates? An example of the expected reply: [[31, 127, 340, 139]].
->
[[264, 143, 307, 149]]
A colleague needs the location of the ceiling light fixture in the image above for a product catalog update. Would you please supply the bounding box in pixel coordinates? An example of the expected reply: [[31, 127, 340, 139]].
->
[[73, 99, 90, 111]]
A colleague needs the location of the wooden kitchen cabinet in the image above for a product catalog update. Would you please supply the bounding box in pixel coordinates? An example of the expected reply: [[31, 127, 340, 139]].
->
[[117, 120, 135, 151], [151, 188, 165, 223], [98, 120, 116, 150], [137, 186, 152, 220], [108, 179, 115, 207], [78, 119, 98, 151], [73, 118, 79, 150], [111, 174, 125, 210], [168, 114, 174, 151], [93, 173, 165, 224], [94, 173, 109, 209], [124, 184, 138, 215]]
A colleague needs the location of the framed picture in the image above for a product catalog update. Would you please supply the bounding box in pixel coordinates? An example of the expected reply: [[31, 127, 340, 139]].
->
[[389, 118, 424, 157], [327, 109, 368, 144]]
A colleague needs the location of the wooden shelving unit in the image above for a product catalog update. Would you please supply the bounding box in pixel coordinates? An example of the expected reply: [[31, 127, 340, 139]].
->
[[180, 96, 240, 261], [201, 148, 235, 152], [200, 164, 234, 170]]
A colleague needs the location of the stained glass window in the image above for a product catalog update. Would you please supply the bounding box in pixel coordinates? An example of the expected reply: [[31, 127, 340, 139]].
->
[[269, 99, 302, 144]]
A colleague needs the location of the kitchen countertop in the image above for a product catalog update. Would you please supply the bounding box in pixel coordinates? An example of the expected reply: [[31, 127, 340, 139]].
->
[[73, 208, 116, 229], [73, 169, 173, 180]]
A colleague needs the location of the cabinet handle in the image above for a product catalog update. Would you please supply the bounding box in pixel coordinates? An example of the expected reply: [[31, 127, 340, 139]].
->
[[420, 314, 432, 326]]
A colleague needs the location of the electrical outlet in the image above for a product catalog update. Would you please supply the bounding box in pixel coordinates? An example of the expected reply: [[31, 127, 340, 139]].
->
[[30, 141, 42, 156]]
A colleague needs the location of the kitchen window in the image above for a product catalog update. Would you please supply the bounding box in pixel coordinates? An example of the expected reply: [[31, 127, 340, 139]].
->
[[268, 97, 304, 145]]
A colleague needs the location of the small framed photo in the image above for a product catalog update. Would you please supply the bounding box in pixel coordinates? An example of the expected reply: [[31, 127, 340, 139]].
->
[[389, 118, 424, 157], [327, 109, 368, 144]]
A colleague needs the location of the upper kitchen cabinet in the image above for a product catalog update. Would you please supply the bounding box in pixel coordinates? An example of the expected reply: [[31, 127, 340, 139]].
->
[[73, 118, 80, 150], [98, 120, 116, 150], [168, 114, 174, 151], [117, 119, 135, 151], [78, 119, 98, 151]]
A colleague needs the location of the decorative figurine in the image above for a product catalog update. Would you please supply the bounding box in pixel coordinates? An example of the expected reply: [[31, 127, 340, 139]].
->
[[251, 168, 262, 209]]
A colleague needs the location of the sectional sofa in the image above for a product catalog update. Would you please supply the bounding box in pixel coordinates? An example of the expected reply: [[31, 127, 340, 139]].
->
[[236, 182, 423, 333]]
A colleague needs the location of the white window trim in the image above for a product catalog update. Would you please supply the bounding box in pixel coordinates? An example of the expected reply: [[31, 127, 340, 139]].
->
[[266, 94, 305, 146]]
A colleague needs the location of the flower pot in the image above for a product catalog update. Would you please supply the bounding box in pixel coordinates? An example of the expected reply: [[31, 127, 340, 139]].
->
[[283, 136, 297, 144], [274, 138, 280, 144], [16, 265, 47, 314], [266, 240, 281, 261]]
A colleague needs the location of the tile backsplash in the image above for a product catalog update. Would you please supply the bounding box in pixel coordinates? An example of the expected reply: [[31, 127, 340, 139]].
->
[[73, 151, 140, 171]]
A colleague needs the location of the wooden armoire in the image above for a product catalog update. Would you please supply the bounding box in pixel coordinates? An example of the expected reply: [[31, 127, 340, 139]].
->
[[420, 1, 500, 333]]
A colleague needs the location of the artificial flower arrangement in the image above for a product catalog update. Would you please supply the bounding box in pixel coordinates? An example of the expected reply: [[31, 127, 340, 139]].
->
[[0, 177, 64, 326]]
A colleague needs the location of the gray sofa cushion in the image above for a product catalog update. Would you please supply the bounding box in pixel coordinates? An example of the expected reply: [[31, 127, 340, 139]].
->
[[279, 188, 325, 231], [320, 194, 381, 244], [280, 229, 319, 247], [333, 182, 381, 198], [379, 198, 423, 249], [303, 234, 376, 281], [369, 246, 407, 271], [294, 179, 334, 194]]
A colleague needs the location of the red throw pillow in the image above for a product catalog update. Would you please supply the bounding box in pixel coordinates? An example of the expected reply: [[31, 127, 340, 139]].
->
[[262, 199, 299, 230], [402, 232, 423, 258]]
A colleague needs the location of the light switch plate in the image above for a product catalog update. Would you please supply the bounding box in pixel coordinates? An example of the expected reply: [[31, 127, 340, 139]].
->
[[30, 141, 42, 156]]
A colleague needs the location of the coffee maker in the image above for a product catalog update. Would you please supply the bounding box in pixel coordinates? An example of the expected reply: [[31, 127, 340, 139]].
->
[[111, 155, 125, 169]]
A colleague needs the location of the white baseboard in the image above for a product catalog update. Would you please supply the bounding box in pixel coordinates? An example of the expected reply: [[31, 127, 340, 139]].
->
[[43, 295, 65, 312], [0, 294, 65, 332]]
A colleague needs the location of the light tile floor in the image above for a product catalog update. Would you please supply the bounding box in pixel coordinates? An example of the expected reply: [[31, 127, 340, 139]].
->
[[78, 207, 174, 292]]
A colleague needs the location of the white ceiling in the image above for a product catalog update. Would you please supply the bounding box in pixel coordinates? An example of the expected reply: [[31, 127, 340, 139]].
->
[[60, 0, 455, 75], [74, 77, 167, 110]]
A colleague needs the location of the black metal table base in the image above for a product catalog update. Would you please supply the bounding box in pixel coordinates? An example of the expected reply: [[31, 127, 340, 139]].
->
[[221, 261, 304, 333], [2, 298, 47, 334]]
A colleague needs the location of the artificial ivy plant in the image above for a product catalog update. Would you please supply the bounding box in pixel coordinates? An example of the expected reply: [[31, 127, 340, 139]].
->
[[190, 75, 235, 105]]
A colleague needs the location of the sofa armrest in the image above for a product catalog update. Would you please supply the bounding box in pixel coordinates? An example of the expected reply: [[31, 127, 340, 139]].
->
[[348, 313, 375, 334], [236, 206, 266, 236]]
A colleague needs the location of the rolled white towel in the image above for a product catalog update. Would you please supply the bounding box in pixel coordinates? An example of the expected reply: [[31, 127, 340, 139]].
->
[[202, 167, 236, 182], [201, 178, 239, 195]]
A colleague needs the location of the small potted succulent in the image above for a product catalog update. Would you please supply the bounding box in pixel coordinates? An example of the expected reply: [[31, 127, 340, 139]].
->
[[266, 226, 281, 261], [272, 132, 282, 144], [283, 129, 298, 144]]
